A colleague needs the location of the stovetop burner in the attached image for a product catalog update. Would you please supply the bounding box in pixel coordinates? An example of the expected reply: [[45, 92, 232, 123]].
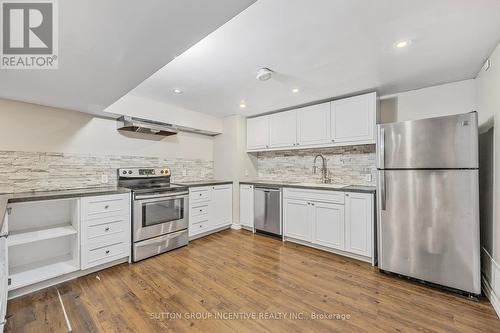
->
[[117, 167, 188, 194]]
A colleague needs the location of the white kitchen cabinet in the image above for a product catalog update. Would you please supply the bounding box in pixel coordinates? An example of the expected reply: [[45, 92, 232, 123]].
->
[[311, 201, 344, 250], [210, 184, 233, 228], [247, 116, 270, 150], [189, 184, 233, 238], [80, 193, 131, 270], [269, 110, 297, 148], [239, 184, 254, 229], [331, 92, 376, 144], [297, 102, 331, 146], [344, 192, 373, 257], [283, 199, 311, 242], [283, 187, 374, 263]]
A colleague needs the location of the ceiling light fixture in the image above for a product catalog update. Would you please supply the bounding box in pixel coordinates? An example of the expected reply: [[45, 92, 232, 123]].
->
[[394, 39, 411, 49], [239, 102, 246, 108], [172, 88, 183, 94], [292, 88, 299, 93], [256, 68, 273, 81]]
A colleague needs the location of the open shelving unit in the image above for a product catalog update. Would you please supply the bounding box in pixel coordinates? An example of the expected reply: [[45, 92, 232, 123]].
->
[[7, 198, 80, 291]]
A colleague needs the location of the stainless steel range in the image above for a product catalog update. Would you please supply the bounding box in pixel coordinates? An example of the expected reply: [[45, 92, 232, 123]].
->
[[118, 167, 189, 262]]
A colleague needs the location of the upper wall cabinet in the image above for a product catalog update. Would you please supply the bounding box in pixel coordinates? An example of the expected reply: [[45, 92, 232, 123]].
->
[[247, 92, 377, 152], [331, 92, 376, 144], [297, 103, 331, 147], [247, 116, 270, 150], [269, 110, 297, 148]]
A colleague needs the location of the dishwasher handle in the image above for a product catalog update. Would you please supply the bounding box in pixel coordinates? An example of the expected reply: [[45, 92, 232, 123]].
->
[[254, 187, 281, 192]]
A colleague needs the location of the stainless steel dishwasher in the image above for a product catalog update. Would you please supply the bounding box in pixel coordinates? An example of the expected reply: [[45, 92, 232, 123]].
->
[[254, 187, 282, 237]]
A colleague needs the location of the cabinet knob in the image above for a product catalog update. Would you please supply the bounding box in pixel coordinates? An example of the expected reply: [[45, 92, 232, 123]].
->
[[331, 139, 335, 142], [104, 205, 109, 209], [105, 227, 110, 232], [345, 193, 349, 197], [105, 250, 110, 254]]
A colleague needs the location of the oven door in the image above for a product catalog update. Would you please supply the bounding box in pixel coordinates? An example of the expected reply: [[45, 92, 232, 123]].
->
[[133, 193, 189, 242]]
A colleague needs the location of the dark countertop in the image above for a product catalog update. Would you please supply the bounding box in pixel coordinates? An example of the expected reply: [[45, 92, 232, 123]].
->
[[239, 180, 376, 194], [173, 180, 233, 187]]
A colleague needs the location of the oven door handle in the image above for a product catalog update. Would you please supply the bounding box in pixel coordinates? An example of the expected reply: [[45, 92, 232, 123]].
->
[[134, 192, 188, 201]]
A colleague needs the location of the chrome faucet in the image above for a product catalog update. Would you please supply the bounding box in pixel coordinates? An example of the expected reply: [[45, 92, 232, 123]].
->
[[313, 154, 328, 183]]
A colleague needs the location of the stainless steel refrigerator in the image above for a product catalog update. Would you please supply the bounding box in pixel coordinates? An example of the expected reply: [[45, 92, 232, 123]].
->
[[376, 112, 481, 295]]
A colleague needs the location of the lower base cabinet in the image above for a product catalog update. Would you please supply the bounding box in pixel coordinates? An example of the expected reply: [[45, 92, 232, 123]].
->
[[189, 184, 233, 237], [311, 201, 344, 250], [283, 188, 374, 261], [239, 184, 254, 229]]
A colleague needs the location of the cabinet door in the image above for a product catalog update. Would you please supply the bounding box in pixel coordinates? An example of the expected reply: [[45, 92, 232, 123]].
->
[[239, 185, 254, 228], [247, 116, 270, 150], [283, 199, 311, 242], [297, 102, 331, 147], [269, 110, 297, 148], [345, 192, 373, 257], [312, 201, 345, 250], [331, 92, 376, 144], [210, 185, 233, 228]]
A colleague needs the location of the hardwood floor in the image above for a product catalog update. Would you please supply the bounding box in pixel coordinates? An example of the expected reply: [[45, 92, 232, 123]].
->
[[5, 229, 500, 332]]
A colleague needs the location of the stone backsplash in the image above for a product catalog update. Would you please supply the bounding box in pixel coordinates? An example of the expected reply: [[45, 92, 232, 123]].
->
[[256, 145, 376, 186], [0, 150, 213, 193]]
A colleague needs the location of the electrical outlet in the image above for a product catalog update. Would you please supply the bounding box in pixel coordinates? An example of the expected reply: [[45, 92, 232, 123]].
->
[[101, 174, 108, 184], [365, 174, 372, 182]]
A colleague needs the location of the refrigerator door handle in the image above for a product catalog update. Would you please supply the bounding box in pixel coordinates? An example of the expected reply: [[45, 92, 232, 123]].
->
[[380, 170, 386, 210], [378, 127, 385, 169]]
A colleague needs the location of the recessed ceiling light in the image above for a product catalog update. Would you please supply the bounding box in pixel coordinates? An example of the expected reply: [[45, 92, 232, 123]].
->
[[239, 102, 246, 108], [172, 89, 183, 94], [292, 88, 299, 93], [394, 39, 411, 49]]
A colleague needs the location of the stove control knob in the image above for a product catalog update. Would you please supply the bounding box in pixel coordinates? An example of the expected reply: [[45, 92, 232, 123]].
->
[[128, 170, 132, 174], [161, 170, 164, 174], [122, 170, 127, 175]]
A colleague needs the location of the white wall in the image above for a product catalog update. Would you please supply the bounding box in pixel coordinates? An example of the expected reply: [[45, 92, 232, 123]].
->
[[476, 42, 500, 313], [105, 94, 223, 134], [213, 115, 257, 225], [0, 98, 214, 160], [380, 79, 478, 123]]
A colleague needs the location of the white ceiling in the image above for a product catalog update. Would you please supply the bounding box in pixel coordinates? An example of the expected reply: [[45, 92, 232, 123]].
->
[[131, 0, 500, 117], [0, 0, 255, 113]]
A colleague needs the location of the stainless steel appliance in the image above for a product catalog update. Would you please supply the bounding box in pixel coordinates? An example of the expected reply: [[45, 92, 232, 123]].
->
[[254, 187, 282, 237], [377, 112, 480, 295], [118, 168, 189, 262]]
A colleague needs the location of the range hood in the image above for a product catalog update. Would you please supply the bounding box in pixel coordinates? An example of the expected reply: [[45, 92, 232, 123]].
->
[[116, 115, 220, 137], [117, 116, 178, 136]]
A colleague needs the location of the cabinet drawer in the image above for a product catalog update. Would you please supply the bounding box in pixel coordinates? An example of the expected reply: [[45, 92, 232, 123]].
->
[[86, 242, 127, 265], [190, 214, 209, 225], [189, 187, 210, 203], [283, 188, 344, 204], [87, 218, 127, 240], [81, 193, 130, 220], [189, 220, 209, 236], [190, 204, 209, 217]]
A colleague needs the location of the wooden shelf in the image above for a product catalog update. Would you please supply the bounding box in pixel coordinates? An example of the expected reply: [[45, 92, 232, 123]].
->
[[8, 224, 77, 247], [8, 255, 78, 290]]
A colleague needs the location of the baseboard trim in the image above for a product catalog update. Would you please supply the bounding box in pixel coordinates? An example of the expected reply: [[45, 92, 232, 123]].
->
[[230, 224, 242, 230], [284, 236, 372, 264], [481, 247, 500, 318]]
